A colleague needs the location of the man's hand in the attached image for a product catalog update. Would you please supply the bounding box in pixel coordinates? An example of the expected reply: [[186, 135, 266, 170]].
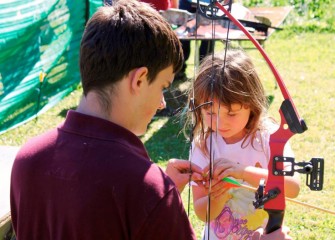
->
[[252, 226, 292, 240], [165, 158, 204, 193]]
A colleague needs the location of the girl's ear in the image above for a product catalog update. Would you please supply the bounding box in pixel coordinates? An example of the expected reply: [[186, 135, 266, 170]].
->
[[129, 67, 149, 94]]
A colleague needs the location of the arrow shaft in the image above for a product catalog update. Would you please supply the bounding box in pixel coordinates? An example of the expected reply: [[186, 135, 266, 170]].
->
[[236, 183, 335, 215]]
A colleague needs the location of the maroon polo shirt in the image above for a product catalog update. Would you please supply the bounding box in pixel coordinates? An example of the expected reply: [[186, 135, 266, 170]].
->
[[10, 110, 196, 240]]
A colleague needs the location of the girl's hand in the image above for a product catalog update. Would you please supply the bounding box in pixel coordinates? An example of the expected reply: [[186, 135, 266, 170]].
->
[[209, 179, 229, 199], [252, 226, 292, 240], [199, 177, 231, 200], [204, 158, 247, 180]]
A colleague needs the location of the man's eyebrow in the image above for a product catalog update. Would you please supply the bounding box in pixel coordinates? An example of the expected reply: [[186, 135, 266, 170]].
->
[[162, 81, 172, 94]]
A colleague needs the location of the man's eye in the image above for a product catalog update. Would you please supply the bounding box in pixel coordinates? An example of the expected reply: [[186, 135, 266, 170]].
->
[[163, 87, 171, 93]]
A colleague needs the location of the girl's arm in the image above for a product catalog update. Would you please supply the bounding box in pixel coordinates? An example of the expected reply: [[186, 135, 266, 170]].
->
[[243, 165, 300, 198], [214, 159, 301, 198], [192, 179, 231, 222], [170, 0, 178, 8], [190, 145, 230, 221]]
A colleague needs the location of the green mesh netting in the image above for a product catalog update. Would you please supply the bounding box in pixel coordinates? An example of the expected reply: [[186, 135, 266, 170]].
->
[[0, 0, 104, 134]]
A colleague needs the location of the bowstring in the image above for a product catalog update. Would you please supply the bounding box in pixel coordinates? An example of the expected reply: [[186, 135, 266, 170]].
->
[[205, 3, 215, 238], [205, 1, 232, 239], [186, 1, 201, 217], [188, 1, 233, 238]]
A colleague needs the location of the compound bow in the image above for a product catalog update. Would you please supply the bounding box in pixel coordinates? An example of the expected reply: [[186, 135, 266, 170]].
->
[[194, 0, 324, 235]]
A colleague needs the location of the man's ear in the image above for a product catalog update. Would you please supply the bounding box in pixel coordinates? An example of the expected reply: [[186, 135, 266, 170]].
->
[[129, 67, 149, 94]]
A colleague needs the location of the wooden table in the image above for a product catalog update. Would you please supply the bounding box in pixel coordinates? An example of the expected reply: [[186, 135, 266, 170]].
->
[[0, 146, 19, 239], [174, 6, 293, 46]]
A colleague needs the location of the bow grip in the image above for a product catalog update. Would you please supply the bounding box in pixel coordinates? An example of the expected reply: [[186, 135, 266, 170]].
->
[[265, 209, 284, 234], [281, 99, 307, 134]]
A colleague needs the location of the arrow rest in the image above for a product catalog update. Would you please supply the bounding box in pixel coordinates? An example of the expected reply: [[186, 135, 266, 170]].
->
[[253, 179, 281, 209]]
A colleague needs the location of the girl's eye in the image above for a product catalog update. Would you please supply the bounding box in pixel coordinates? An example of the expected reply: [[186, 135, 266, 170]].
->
[[206, 112, 216, 116]]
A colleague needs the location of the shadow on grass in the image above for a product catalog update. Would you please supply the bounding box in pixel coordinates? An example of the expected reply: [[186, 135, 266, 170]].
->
[[145, 92, 275, 164], [144, 116, 190, 164], [58, 106, 77, 118], [144, 77, 192, 163]]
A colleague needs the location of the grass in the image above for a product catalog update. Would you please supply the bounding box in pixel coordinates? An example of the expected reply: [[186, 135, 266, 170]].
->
[[1, 32, 334, 239]]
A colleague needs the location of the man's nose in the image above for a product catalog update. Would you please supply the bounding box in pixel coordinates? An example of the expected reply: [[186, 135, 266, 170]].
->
[[158, 96, 166, 110]]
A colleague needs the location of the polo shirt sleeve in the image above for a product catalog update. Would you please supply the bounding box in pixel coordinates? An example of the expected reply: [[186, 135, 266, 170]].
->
[[135, 187, 196, 240]]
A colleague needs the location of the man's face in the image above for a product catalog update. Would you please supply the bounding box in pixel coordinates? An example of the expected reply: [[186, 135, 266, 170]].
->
[[134, 66, 174, 136]]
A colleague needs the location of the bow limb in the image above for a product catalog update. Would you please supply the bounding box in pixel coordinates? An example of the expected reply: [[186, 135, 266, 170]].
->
[[215, 3, 292, 100], [214, 2, 308, 234], [214, 3, 306, 134]]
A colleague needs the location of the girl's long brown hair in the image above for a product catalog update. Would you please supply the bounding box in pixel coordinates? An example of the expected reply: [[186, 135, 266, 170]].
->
[[185, 49, 269, 156]]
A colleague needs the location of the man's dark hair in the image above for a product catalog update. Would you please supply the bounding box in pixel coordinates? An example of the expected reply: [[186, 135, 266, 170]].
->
[[80, 0, 184, 97]]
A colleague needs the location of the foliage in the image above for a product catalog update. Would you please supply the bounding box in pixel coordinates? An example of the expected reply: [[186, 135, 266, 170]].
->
[[243, 0, 330, 18], [242, 0, 335, 32], [1, 32, 334, 239], [157, 32, 335, 239]]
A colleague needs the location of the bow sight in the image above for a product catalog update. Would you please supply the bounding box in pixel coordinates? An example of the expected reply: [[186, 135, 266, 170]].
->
[[254, 156, 324, 210]]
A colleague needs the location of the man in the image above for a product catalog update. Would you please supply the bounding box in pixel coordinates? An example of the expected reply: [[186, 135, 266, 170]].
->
[[10, 1, 291, 239], [11, 1, 197, 239]]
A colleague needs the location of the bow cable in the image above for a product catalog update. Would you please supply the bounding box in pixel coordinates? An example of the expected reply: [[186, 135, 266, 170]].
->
[[193, 1, 234, 239]]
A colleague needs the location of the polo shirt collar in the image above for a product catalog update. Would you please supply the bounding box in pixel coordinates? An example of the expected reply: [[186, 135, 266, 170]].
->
[[60, 110, 143, 146]]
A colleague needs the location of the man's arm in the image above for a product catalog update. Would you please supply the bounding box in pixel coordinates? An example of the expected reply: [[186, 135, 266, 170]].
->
[[135, 185, 196, 240]]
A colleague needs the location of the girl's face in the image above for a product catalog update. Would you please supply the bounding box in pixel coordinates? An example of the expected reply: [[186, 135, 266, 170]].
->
[[201, 99, 251, 144]]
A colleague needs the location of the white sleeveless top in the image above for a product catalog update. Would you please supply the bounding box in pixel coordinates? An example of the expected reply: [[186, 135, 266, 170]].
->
[[190, 123, 293, 240]]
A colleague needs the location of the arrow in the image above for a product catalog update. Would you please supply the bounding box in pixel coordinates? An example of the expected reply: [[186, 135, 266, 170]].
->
[[222, 177, 335, 215]]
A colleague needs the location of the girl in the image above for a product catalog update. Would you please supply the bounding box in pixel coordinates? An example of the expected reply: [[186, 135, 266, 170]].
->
[[186, 49, 300, 240]]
